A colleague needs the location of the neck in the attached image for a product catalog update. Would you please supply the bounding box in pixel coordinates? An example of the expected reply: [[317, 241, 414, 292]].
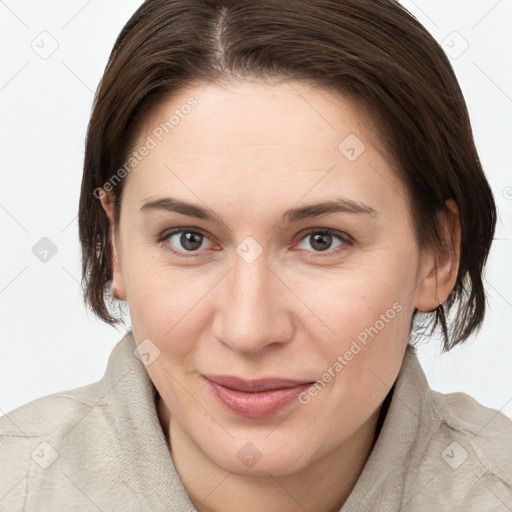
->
[[158, 395, 385, 512]]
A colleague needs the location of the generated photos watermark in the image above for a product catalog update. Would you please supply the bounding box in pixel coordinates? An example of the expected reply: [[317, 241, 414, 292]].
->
[[298, 301, 403, 404], [93, 96, 198, 199]]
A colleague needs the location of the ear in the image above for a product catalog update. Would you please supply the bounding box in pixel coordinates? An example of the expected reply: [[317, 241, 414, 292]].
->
[[99, 189, 126, 300], [415, 200, 461, 312]]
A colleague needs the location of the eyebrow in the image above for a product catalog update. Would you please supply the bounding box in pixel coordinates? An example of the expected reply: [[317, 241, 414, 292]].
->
[[140, 196, 377, 226]]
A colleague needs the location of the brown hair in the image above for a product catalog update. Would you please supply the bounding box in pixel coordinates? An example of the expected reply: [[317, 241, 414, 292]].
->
[[78, 0, 496, 352]]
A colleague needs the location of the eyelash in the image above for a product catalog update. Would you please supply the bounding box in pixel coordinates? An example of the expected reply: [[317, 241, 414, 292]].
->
[[156, 227, 354, 259]]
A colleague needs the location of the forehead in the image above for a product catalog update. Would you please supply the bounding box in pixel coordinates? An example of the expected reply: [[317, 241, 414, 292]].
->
[[122, 79, 405, 216], [137, 78, 385, 162]]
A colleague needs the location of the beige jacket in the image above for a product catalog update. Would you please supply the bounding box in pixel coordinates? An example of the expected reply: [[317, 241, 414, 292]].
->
[[1, 331, 511, 511]]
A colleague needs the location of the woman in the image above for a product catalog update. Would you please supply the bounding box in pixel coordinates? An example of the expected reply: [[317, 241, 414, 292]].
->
[[1, 0, 511, 510]]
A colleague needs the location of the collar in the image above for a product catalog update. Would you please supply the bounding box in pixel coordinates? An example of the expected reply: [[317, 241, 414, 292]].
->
[[102, 331, 194, 509], [341, 344, 444, 511]]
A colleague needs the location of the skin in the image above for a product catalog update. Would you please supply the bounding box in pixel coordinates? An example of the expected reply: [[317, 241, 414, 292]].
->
[[100, 78, 460, 512]]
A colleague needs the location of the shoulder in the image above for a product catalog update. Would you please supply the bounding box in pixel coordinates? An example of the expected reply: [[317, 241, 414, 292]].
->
[[0, 378, 109, 439], [434, 389, 512, 478], [0, 378, 112, 462], [0, 333, 170, 511], [408, 387, 512, 510], [0, 379, 116, 507], [0, 332, 137, 445]]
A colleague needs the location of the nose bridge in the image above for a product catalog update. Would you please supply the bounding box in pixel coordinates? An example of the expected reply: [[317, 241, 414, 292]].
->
[[214, 250, 290, 353]]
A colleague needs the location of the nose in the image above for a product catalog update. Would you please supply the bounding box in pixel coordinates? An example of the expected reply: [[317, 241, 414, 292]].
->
[[212, 250, 294, 355]]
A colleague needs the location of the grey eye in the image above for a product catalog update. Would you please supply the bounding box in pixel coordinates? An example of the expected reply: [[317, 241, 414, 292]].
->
[[168, 231, 210, 252], [297, 232, 344, 252]]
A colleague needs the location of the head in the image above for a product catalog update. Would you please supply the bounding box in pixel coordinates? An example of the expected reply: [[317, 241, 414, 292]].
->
[[78, 0, 496, 476]]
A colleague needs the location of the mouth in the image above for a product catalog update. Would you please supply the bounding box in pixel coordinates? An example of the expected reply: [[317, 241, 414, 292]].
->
[[202, 375, 315, 418]]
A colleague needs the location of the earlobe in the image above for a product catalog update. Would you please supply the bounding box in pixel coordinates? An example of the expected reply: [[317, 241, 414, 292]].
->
[[99, 189, 127, 300], [99, 188, 115, 224], [415, 200, 461, 312], [415, 264, 441, 313]]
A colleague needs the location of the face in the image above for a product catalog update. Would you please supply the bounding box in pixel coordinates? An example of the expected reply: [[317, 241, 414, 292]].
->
[[101, 78, 441, 476]]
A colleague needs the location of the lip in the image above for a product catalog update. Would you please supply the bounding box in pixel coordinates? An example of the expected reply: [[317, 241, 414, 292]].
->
[[203, 375, 314, 419]]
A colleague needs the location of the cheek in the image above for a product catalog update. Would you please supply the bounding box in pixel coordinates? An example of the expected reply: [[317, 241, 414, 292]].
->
[[285, 252, 418, 394], [296, 250, 416, 335], [122, 248, 208, 351]]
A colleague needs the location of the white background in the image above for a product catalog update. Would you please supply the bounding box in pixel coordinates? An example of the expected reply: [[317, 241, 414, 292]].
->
[[0, 0, 511, 419]]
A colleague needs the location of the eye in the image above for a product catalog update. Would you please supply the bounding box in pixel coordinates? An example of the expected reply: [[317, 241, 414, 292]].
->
[[158, 228, 215, 257], [157, 227, 353, 259], [296, 229, 351, 254]]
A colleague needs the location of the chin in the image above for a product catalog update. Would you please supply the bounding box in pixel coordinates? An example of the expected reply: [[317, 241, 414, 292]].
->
[[203, 436, 320, 477]]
